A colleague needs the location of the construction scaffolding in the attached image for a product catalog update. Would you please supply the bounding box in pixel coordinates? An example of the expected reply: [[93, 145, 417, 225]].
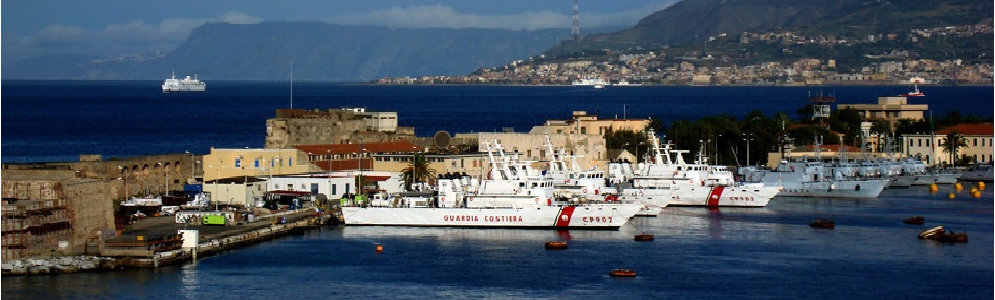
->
[[2, 198, 74, 260]]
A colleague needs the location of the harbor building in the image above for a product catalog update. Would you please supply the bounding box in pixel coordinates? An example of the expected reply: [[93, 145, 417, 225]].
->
[[902, 123, 994, 166], [264, 108, 414, 148], [838, 96, 928, 130], [529, 111, 651, 136], [201, 148, 315, 182], [1, 172, 114, 260], [201, 177, 267, 208]]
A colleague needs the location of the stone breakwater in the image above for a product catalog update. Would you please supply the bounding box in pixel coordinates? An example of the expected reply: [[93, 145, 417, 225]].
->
[[2, 256, 115, 275], [2, 216, 325, 276]]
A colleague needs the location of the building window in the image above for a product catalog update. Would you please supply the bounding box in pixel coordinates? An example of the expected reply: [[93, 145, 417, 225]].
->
[[235, 157, 241, 167], [917, 139, 921, 147], [974, 138, 978, 147], [255, 158, 260, 168], [332, 184, 337, 196]]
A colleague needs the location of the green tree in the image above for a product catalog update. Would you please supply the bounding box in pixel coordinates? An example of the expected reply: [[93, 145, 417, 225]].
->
[[940, 131, 969, 167], [606, 128, 649, 162], [400, 153, 436, 190]]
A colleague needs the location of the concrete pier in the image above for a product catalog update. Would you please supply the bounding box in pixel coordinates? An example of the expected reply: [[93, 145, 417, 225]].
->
[[1, 210, 328, 275]]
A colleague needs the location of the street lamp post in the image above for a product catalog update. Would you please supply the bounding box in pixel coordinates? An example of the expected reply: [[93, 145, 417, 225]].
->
[[743, 133, 753, 166], [714, 134, 722, 165], [326, 149, 332, 199]]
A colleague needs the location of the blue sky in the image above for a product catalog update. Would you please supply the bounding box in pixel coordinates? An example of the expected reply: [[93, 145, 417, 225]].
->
[[1, 1, 676, 66]]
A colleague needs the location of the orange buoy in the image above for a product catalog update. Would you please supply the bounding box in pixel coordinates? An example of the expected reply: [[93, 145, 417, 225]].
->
[[634, 234, 654, 241], [948, 192, 955, 199], [376, 243, 383, 253], [544, 241, 568, 250], [609, 268, 637, 277]]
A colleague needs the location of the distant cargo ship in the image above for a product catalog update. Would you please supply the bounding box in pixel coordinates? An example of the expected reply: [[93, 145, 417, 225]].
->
[[162, 72, 206, 92]]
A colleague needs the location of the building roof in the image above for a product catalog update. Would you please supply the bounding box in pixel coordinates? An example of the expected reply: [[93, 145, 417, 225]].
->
[[793, 145, 862, 153], [294, 140, 419, 156], [935, 123, 994, 136]]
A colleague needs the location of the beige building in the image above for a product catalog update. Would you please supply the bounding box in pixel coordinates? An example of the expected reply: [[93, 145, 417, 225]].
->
[[264, 108, 414, 148], [201, 148, 316, 182], [372, 153, 489, 181], [475, 132, 608, 171], [202, 177, 267, 207], [529, 111, 651, 136], [838, 96, 928, 130], [902, 123, 994, 166]]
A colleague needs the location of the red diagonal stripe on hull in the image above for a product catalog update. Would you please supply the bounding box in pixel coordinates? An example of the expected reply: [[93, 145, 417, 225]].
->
[[555, 206, 576, 227], [707, 186, 725, 207]]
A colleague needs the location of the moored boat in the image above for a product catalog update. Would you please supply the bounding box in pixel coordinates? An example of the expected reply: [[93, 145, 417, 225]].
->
[[341, 139, 641, 229], [809, 219, 835, 229]]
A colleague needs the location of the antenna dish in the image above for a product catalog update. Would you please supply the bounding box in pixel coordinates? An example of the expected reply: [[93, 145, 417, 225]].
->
[[434, 131, 451, 149]]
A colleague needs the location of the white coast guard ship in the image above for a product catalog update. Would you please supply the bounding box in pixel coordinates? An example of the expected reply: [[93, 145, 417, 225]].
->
[[341, 140, 642, 229], [607, 130, 781, 207], [162, 72, 206, 92]]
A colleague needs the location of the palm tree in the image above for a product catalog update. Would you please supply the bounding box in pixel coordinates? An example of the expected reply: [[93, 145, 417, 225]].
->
[[940, 131, 969, 167], [401, 153, 436, 190]]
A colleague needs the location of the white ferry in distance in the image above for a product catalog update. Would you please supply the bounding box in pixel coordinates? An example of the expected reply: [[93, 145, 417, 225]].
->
[[572, 77, 608, 89], [162, 72, 206, 92]]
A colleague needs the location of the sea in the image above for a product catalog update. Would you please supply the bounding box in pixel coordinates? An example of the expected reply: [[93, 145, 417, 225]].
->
[[0, 81, 992, 163], [0, 81, 993, 299]]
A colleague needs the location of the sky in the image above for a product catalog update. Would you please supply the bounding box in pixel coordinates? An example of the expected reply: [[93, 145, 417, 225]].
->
[[1, 0, 677, 66]]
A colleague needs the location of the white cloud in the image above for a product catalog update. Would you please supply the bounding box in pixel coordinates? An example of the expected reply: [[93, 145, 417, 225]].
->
[[328, 3, 676, 30]]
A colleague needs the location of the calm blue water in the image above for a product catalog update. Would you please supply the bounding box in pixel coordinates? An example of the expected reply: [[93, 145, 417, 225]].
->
[[1, 80, 992, 163], [2, 185, 992, 300]]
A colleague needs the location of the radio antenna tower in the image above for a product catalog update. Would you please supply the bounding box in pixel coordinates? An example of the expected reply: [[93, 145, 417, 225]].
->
[[571, 0, 580, 42]]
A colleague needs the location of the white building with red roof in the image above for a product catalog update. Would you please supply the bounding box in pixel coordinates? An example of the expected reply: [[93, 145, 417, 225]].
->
[[901, 123, 994, 166]]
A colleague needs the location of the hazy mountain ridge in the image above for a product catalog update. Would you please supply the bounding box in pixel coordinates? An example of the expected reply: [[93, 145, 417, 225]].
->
[[8, 22, 620, 80], [557, 0, 991, 51]]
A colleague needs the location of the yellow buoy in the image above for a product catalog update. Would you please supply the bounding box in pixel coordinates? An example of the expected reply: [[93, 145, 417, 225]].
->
[[929, 183, 938, 192], [376, 243, 383, 253], [948, 192, 955, 199]]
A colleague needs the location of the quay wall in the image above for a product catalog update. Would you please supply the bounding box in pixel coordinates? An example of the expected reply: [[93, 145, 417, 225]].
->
[[1, 216, 325, 275]]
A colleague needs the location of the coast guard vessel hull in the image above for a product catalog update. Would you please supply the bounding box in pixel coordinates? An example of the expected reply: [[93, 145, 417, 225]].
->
[[342, 205, 639, 229], [616, 185, 778, 207]]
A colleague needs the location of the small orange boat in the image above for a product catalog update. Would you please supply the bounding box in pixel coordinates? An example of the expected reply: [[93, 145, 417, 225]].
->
[[609, 268, 637, 277], [634, 234, 654, 241], [544, 241, 568, 250]]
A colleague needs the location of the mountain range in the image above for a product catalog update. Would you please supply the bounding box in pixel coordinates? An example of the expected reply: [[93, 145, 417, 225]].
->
[[5, 0, 991, 80]]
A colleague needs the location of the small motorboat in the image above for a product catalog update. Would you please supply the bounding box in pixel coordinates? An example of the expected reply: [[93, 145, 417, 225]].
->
[[918, 225, 945, 239], [918, 225, 968, 243], [938, 231, 968, 243], [609, 268, 637, 277], [544, 241, 568, 250], [634, 234, 655, 241], [903, 216, 925, 225], [809, 219, 835, 229]]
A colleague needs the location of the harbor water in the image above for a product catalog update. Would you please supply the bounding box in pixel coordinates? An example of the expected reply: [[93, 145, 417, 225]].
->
[[1, 81, 992, 299], [2, 186, 991, 300], [1, 81, 992, 163]]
